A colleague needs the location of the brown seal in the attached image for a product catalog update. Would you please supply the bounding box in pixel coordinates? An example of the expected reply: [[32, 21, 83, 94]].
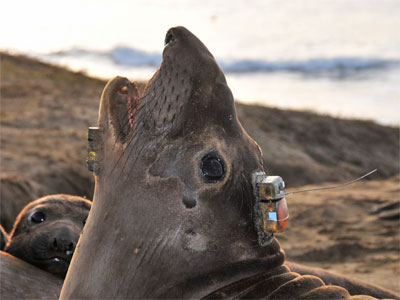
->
[[0, 251, 63, 299], [61, 27, 399, 299], [0, 175, 43, 232], [4, 194, 91, 278]]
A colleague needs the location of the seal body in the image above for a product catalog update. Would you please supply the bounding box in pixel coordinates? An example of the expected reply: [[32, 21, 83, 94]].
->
[[0, 251, 63, 299], [5, 194, 91, 278], [0, 175, 42, 232], [61, 27, 399, 299]]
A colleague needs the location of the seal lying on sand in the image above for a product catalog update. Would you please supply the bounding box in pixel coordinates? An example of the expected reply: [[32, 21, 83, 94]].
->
[[0, 175, 43, 232], [5, 194, 91, 278], [0, 251, 63, 299], [61, 27, 399, 299]]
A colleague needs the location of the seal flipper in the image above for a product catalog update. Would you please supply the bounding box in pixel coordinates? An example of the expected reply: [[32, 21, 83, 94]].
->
[[286, 261, 400, 299], [265, 274, 326, 299], [203, 265, 388, 300]]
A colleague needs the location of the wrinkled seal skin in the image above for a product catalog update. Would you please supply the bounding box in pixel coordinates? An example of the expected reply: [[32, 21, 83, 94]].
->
[[5, 194, 91, 278], [0, 251, 63, 299], [61, 27, 399, 299], [286, 262, 399, 299]]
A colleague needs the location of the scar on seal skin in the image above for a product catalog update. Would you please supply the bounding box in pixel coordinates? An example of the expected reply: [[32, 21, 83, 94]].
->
[[61, 27, 400, 299], [5, 194, 91, 278]]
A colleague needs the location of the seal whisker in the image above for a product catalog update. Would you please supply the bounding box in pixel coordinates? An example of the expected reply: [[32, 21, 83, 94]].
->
[[123, 136, 150, 180], [241, 174, 253, 221], [139, 226, 182, 295], [116, 130, 145, 179], [110, 107, 156, 177], [109, 116, 145, 174], [240, 179, 245, 213], [119, 93, 172, 179], [110, 125, 142, 176], [144, 234, 166, 265]]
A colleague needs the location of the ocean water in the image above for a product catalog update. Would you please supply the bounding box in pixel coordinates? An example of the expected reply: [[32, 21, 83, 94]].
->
[[1, 0, 399, 125]]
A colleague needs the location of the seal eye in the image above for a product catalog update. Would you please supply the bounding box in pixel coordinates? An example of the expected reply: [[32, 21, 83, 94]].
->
[[200, 152, 225, 183], [30, 211, 46, 223], [164, 32, 175, 46]]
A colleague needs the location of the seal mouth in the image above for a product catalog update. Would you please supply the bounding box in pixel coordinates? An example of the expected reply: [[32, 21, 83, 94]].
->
[[105, 26, 223, 144], [32, 256, 70, 276], [37, 256, 70, 265], [35, 256, 70, 277]]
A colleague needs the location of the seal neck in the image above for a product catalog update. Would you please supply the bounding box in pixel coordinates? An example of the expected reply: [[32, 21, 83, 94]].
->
[[158, 238, 285, 298]]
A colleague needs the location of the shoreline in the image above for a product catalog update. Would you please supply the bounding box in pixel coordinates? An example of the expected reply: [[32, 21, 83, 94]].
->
[[2, 50, 399, 127]]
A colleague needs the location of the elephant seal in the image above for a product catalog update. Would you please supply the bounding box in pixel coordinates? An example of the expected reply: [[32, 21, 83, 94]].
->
[[1, 225, 8, 250], [0, 251, 63, 299], [5, 194, 91, 278], [0, 175, 43, 232], [61, 27, 399, 299]]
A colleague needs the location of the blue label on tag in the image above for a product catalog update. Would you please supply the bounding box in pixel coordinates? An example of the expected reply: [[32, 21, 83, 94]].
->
[[268, 212, 277, 221]]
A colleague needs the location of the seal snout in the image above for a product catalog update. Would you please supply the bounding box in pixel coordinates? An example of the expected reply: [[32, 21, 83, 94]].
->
[[164, 30, 175, 46], [45, 220, 81, 262], [51, 236, 76, 257]]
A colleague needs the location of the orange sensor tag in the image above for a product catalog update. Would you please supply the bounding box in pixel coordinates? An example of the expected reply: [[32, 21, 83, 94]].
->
[[252, 173, 289, 241], [259, 197, 289, 233]]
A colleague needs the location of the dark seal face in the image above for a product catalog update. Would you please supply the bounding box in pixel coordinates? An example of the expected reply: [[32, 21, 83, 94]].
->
[[5, 194, 91, 278], [62, 26, 284, 299]]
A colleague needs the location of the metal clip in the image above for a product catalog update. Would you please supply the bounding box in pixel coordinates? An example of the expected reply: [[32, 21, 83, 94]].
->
[[87, 127, 100, 173], [252, 172, 289, 246]]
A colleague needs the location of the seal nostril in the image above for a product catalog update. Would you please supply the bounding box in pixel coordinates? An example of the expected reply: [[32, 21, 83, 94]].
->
[[53, 238, 58, 250], [183, 196, 196, 209], [164, 32, 175, 46], [66, 242, 75, 255], [67, 242, 74, 251]]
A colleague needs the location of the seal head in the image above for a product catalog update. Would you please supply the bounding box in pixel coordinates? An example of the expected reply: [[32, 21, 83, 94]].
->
[[5, 194, 91, 278], [61, 27, 399, 299], [62, 26, 280, 299]]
